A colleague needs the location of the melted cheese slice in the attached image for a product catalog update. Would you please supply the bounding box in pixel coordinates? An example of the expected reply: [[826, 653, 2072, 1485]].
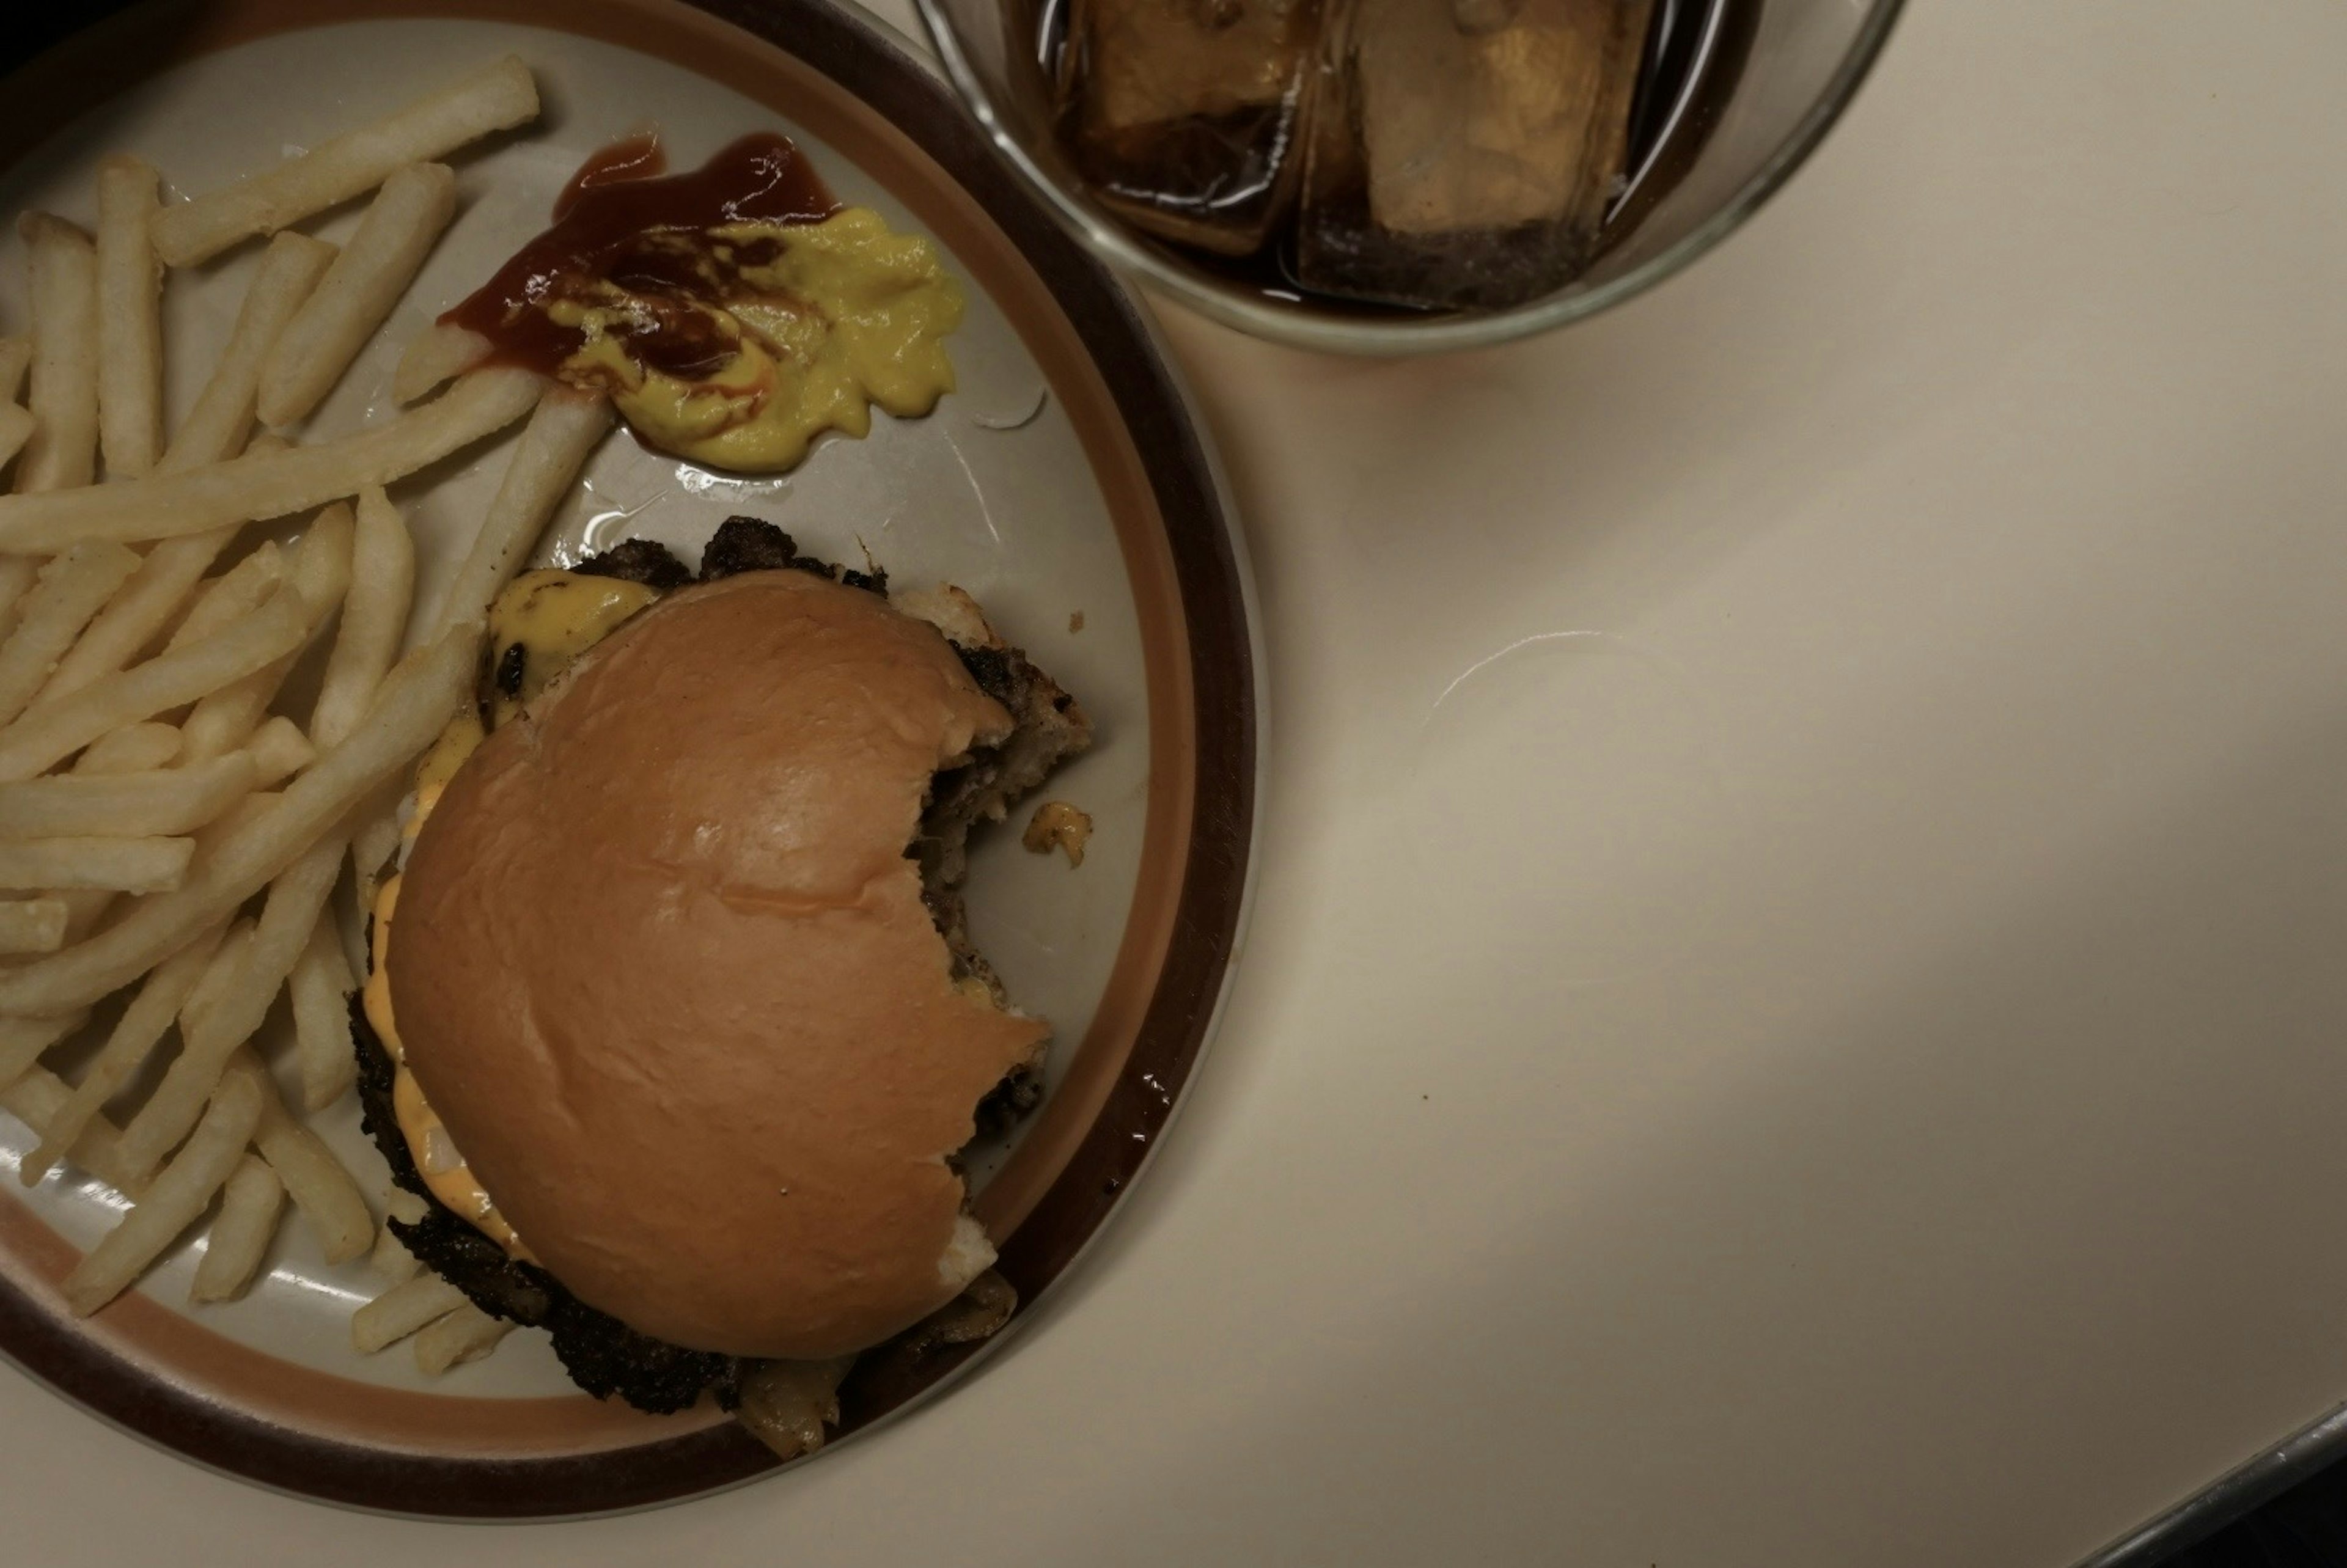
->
[[368, 569, 659, 1259]]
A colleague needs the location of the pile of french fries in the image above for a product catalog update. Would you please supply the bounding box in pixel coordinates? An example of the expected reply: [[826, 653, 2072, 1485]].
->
[[0, 56, 611, 1375]]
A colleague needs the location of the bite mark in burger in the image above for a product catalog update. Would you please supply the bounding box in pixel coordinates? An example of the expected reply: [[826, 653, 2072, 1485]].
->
[[355, 517, 1089, 1443]]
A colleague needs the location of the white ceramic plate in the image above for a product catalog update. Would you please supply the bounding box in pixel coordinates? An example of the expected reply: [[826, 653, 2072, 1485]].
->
[[0, 0, 1255, 1515]]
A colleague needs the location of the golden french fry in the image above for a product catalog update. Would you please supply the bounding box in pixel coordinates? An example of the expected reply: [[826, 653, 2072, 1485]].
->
[[0, 1009, 88, 1088], [0, 752, 255, 838], [0, 405, 33, 475], [258, 164, 458, 428], [235, 1053, 372, 1264], [95, 155, 164, 479], [289, 910, 357, 1112], [392, 321, 490, 405], [434, 387, 611, 636], [33, 528, 238, 706], [17, 214, 98, 494], [0, 896, 67, 954], [0, 339, 29, 404], [370, 1185, 427, 1279], [161, 233, 336, 473], [241, 714, 314, 786], [0, 368, 543, 552], [62, 1069, 262, 1316], [46, 889, 114, 944], [72, 721, 180, 775], [155, 57, 537, 267], [0, 623, 473, 1016], [0, 582, 306, 782], [351, 1270, 466, 1352], [348, 797, 402, 962], [367, 1218, 421, 1283], [0, 1066, 139, 1193], [23, 922, 228, 1185], [180, 504, 353, 763], [174, 917, 256, 1052], [0, 540, 142, 727], [0, 555, 37, 639], [189, 1154, 282, 1303], [312, 487, 416, 749], [0, 835, 192, 893], [414, 1301, 510, 1374], [115, 833, 344, 1184], [163, 542, 283, 654]]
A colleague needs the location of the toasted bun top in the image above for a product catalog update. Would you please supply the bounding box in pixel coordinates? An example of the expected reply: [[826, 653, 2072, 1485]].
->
[[389, 571, 1046, 1359]]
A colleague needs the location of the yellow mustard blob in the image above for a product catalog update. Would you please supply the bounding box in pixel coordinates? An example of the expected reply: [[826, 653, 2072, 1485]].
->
[[552, 209, 963, 474]]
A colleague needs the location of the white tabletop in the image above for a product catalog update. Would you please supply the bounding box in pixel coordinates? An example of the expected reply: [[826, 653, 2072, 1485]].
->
[[8, 1, 2346, 1562]]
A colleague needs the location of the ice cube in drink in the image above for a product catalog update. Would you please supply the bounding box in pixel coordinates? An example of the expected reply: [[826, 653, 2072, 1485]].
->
[[1058, 0, 1322, 255], [1295, 0, 1655, 309]]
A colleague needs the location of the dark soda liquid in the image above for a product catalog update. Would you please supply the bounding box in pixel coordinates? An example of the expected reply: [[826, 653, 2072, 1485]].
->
[[1039, 0, 1758, 317]]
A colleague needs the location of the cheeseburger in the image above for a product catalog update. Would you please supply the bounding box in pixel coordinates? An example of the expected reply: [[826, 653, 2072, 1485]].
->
[[354, 517, 1089, 1451]]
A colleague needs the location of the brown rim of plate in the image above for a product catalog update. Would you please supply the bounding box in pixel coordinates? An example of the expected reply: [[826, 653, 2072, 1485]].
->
[[0, 0, 1256, 1519]]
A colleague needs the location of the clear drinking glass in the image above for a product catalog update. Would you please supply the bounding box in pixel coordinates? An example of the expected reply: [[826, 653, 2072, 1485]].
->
[[914, 0, 1906, 353]]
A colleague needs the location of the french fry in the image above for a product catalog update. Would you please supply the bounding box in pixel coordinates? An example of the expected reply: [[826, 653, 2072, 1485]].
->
[[115, 835, 345, 1184], [72, 721, 180, 775], [392, 321, 489, 405], [174, 918, 256, 1052], [0, 752, 255, 838], [17, 214, 98, 494], [0, 338, 29, 403], [350, 1269, 465, 1352], [312, 486, 416, 749], [33, 528, 238, 706], [369, 1186, 427, 1280], [414, 1301, 510, 1374], [0, 896, 67, 954], [368, 1220, 421, 1283], [0, 1009, 88, 1088], [161, 233, 336, 473], [0, 405, 32, 475], [0, 623, 473, 1016], [289, 910, 356, 1111], [181, 503, 353, 763], [241, 715, 314, 786], [233, 1053, 372, 1264], [0, 368, 543, 552], [163, 541, 284, 654], [288, 505, 356, 616], [0, 555, 37, 639], [0, 540, 142, 727], [188, 1154, 282, 1303], [258, 163, 458, 428], [155, 57, 538, 267], [48, 890, 115, 944], [95, 155, 164, 478], [62, 1069, 262, 1316], [0, 582, 306, 782], [0, 1066, 139, 1193], [0, 836, 192, 893], [434, 387, 611, 635], [23, 922, 227, 1185], [349, 799, 402, 954]]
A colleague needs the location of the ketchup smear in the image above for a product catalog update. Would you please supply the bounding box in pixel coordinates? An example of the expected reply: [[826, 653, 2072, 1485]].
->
[[442, 132, 842, 383]]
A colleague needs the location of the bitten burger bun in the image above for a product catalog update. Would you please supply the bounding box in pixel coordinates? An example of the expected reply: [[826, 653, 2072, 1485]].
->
[[386, 571, 1048, 1360]]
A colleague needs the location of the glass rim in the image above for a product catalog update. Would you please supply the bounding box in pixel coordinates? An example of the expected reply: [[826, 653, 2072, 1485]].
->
[[913, 0, 1911, 355]]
